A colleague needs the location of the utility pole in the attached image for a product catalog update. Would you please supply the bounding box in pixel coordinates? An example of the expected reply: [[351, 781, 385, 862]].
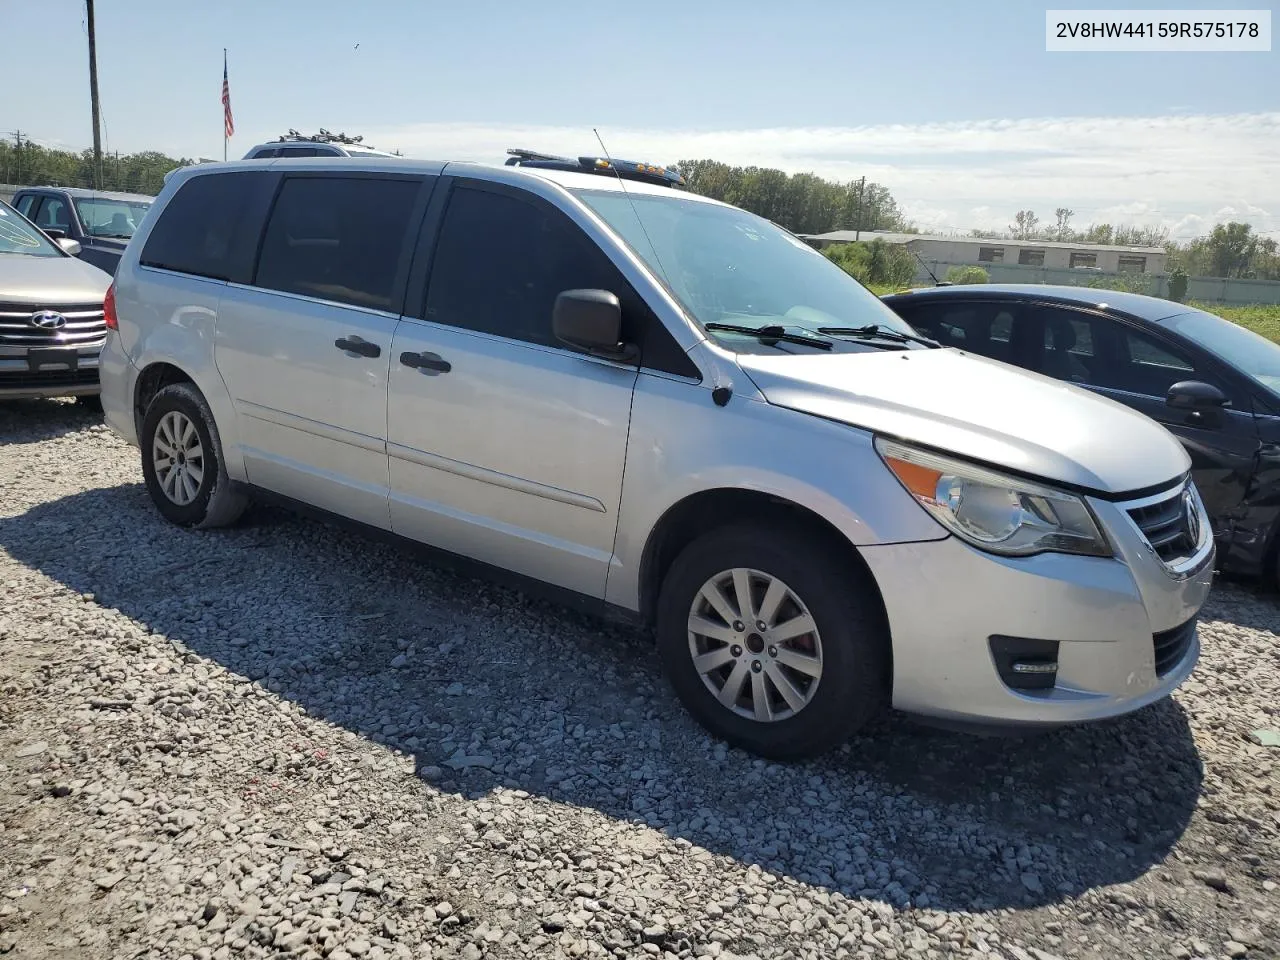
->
[[11, 130, 23, 184], [86, 0, 103, 189], [854, 176, 866, 241]]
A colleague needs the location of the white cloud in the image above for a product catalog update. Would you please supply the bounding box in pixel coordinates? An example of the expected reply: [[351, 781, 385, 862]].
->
[[362, 113, 1280, 241]]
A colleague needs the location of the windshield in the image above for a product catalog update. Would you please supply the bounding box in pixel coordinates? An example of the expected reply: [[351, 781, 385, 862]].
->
[[0, 201, 62, 257], [573, 189, 918, 345], [1160, 308, 1280, 396], [73, 197, 152, 239]]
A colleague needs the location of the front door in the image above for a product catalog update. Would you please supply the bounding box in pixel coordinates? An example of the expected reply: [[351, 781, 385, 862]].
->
[[386, 181, 639, 598], [214, 172, 432, 528]]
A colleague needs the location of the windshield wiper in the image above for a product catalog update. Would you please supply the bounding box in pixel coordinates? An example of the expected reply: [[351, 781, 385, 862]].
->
[[817, 324, 939, 348], [704, 323, 833, 351]]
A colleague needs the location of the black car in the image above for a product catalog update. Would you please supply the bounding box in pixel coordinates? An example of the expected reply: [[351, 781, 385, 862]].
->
[[10, 187, 152, 276], [882, 284, 1280, 586]]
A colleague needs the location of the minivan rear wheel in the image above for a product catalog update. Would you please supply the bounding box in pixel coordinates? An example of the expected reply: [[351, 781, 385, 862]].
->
[[655, 522, 890, 760], [140, 383, 247, 528]]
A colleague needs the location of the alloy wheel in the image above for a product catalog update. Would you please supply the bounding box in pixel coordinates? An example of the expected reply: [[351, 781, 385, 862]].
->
[[687, 567, 824, 722]]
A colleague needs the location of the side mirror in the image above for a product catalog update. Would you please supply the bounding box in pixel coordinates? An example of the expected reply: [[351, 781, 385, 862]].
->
[[56, 237, 83, 257], [552, 289, 638, 364], [1167, 380, 1229, 426], [1167, 380, 1228, 411], [43, 228, 68, 241]]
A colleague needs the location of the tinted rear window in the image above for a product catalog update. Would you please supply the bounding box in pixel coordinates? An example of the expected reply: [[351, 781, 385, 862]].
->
[[254, 175, 422, 311], [140, 172, 267, 281]]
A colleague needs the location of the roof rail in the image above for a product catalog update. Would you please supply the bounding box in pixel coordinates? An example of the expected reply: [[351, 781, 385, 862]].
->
[[504, 148, 685, 188]]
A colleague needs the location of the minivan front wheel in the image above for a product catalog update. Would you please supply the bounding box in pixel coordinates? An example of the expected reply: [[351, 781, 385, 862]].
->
[[140, 383, 247, 528], [656, 523, 889, 760]]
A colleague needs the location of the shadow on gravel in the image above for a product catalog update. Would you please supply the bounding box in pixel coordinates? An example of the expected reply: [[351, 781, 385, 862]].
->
[[0, 470, 1206, 915], [0, 398, 102, 445]]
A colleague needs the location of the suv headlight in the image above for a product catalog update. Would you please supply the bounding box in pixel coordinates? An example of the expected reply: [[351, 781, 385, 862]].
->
[[875, 438, 1111, 558]]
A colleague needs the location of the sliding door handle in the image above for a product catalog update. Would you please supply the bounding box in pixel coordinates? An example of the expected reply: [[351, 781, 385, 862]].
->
[[335, 336, 381, 358], [399, 351, 451, 374]]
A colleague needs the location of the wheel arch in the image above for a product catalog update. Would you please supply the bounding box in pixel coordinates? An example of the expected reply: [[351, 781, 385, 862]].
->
[[637, 487, 891, 645], [132, 361, 197, 436]]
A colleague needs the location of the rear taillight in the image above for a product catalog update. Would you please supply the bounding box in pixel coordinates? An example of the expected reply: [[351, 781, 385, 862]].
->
[[104, 283, 118, 330]]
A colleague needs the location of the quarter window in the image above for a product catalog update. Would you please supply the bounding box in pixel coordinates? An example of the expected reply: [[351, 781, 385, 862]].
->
[[14, 194, 37, 217], [254, 176, 421, 311], [140, 172, 268, 281], [33, 196, 72, 232]]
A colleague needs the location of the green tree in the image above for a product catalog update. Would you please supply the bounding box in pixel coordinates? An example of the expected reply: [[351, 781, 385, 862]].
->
[[1008, 210, 1040, 239], [945, 265, 990, 285], [0, 137, 189, 196], [823, 240, 916, 287], [1054, 207, 1074, 241], [1167, 265, 1189, 302], [674, 159, 912, 235], [1206, 222, 1258, 278]]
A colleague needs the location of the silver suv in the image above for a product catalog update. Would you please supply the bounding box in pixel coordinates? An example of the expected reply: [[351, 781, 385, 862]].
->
[[97, 153, 1214, 759], [242, 131, 397, 160], [0, 198, 112, 402]]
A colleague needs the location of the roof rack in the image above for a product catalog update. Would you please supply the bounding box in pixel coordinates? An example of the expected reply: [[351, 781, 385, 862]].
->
[[504, 148, 685, 188], [276, 128, 368, 146]]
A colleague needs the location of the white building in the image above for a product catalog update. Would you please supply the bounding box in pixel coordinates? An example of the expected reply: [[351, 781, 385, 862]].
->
[[802, 230, 1167, 275]]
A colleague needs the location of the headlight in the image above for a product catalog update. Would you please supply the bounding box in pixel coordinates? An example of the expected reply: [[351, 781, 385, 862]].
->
[[875, 438, 1111, 558]]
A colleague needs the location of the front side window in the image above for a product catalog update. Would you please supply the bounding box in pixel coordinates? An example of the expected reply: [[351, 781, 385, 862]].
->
[[426, 185, 626, 347], [0, 200, 62, 257], [74, 198, 152, 239], [573, 189, 917, 346], [1161, 307, 1280, 397], [254, 175, 420, 311]]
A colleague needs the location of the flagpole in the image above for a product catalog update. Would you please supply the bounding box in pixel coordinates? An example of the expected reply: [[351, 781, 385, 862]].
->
[[223, 49, 228, 162]]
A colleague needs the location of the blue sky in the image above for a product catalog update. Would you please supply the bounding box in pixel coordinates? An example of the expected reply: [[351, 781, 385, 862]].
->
[[7, 0, 1278, 238]]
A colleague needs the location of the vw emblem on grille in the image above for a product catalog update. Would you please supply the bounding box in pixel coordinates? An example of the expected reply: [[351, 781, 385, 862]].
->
[[1182, 488, 1201, 545], [29, 310, 67, 330]]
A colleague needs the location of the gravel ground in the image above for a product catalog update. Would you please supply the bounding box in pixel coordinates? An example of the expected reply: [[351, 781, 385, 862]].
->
[[1, 398, 1279, 960]]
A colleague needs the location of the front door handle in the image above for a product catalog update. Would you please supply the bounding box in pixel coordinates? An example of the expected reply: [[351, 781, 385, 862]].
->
[[335, 336, 381, 358], [399, 351, 451, 374]]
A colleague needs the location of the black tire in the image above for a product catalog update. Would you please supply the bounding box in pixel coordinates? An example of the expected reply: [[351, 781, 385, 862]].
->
[[140, 382, 248, 529], [75, 394, 103, 412], [656, 522, 890, 760]]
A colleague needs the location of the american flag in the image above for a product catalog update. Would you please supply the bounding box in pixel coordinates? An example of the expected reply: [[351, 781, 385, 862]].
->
[[221, 53, 235, 138]]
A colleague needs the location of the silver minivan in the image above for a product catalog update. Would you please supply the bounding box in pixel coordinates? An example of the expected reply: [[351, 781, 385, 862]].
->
[[97, 154, 1214, 759]]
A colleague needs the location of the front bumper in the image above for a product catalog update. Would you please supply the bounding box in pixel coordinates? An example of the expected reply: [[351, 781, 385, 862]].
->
[[861, 485, 1214, 727], [0, 342, 103, 399]]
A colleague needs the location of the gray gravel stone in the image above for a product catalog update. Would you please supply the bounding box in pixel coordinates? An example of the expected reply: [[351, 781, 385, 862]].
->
[[2, 402, 1280, 960]]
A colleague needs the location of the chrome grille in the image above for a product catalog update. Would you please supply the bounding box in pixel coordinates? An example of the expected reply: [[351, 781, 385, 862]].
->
[[0, 301, 107, 346], [1126, 483, 1199, 566]]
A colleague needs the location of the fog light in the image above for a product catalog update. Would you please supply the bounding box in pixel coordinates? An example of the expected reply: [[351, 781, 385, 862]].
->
[[990, 636, 1060, 691]]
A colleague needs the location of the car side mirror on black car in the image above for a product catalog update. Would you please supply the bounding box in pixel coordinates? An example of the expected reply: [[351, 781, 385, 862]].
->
[[1167, 380, 1230, 425], [552, 289, 639, 364], [1167, 380, 1229, 410]]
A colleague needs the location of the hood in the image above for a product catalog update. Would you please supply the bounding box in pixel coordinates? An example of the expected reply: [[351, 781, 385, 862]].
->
[[737, 347, 1190, 495], [0, 252, 112, 305]]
